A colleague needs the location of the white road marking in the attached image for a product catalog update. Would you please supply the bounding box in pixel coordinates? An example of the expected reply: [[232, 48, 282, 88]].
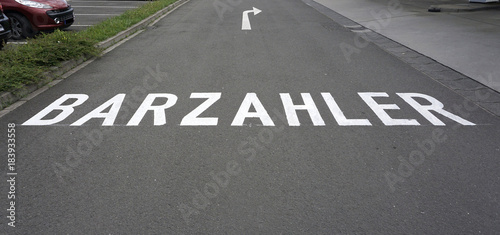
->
[[321, 92, 372, 126], [351, 29, 372, 33], [397, 93, 476, 126], [231, 93, 274, 126], [181, 93, 221, 126], [75, 14, 119, 16], [72, 6, 137, 8], [242, 7, 262, 30], [280, 93, 325, 126], [22, 94, 89, 126], [127, 94, 178, 126], [359, 92, 420, 126], [70, 1, 144, 2], [21, 92, 477, 126], [71, 94, 125, 126], [344, 25, 363, 29]]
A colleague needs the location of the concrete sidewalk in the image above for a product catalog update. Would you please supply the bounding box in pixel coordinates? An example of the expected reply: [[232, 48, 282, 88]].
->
[[314, 0, 500, 93]]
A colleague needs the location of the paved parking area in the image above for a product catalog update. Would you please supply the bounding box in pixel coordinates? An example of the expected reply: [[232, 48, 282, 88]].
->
[[67, 0, 148, 32], [5, 0, 147, 44]]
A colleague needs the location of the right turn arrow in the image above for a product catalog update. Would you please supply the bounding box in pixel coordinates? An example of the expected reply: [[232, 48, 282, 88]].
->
[[242, 7, 262, 30]]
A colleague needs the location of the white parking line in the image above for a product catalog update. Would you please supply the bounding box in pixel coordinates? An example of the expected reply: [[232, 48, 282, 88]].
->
[[72, 6, 137, 8], [69, 1, 145, 2], [75, 14, 119, 16]]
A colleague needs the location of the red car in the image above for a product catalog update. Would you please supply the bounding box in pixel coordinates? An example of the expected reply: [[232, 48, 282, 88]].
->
[[0, 0, 73, 39]]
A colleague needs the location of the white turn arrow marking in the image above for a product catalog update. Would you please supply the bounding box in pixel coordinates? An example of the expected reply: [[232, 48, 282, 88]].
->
[[242, 7, 262, 30]]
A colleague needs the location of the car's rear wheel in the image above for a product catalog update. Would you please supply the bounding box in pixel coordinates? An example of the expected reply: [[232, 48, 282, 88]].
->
[[6, 13, 37, 40]]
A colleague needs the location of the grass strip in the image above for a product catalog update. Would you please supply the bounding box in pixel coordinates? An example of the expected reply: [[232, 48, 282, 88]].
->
[[0, 0, 176, 93]]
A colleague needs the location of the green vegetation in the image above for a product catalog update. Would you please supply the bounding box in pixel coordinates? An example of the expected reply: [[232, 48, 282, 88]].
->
[[0, 0, 176, 93]]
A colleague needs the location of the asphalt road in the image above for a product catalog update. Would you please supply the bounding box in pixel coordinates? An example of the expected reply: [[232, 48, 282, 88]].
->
[[1, 0, 500, 233]]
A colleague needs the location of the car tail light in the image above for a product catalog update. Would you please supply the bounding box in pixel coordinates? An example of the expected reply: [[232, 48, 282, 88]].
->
[[0, 3, 3, 12]]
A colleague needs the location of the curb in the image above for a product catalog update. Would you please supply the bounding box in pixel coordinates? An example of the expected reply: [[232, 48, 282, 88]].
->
[[0, 56, 89, 111], [0, 0, 189, 112]]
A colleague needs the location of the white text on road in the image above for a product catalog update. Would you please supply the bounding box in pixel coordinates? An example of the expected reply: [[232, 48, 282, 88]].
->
[[22, 92, 476, 127]]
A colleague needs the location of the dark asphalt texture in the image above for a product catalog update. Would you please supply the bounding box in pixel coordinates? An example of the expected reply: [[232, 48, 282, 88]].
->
[[1, 0, 499, 233]]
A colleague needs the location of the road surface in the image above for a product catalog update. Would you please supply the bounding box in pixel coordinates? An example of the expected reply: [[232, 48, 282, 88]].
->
[[1, 0, 499, 233]]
